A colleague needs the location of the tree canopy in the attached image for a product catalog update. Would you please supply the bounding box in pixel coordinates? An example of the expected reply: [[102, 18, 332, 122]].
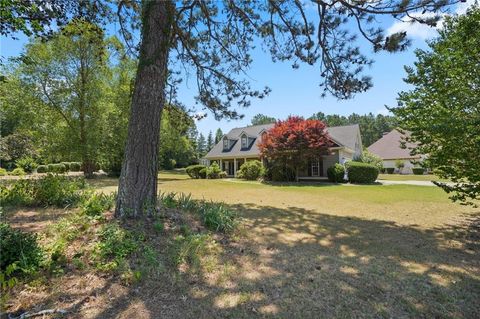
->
[[391, 6, 480, 205], [251, 114, 276, 126], [310, 112, 398, 146], [259, 116, 331, 181]]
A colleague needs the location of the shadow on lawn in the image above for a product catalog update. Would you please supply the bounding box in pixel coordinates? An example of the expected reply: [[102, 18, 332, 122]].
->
[[46, 205, 480, 318]]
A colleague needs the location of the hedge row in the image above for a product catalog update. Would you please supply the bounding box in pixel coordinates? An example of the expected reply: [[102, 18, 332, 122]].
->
[[346, 162, 379, 184], [37, 162, 82, 174]]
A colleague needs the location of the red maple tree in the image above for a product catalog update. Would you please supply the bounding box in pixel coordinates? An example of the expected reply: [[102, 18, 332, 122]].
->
[[259, 116, 332, 181]]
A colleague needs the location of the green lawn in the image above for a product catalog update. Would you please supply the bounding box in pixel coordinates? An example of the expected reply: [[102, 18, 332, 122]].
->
[[87, 171, 479, 318]]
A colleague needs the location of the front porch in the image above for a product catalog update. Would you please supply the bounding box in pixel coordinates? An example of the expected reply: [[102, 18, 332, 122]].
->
[[209, 157, 261, 177]]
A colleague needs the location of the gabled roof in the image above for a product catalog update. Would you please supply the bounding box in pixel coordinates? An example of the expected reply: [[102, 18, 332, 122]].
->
[[205, 123, 361, 159], [367, 129, 420, 160]]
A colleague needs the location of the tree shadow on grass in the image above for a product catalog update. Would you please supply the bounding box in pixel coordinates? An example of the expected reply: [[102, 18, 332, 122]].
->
[[88, 203, 480, 319]]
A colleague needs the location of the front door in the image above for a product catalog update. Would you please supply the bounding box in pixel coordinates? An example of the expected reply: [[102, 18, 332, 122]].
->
[[311, 160, 320, 177], [227, 161, 235, 176], [311, 158, 324, 177]]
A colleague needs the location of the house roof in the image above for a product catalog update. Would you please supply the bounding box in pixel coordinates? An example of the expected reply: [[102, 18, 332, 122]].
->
[[205, 123, 360, 159], [367, 129, 420, 160]]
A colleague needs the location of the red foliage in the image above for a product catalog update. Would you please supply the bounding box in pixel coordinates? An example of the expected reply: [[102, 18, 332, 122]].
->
[[259, 116, 332, 166]]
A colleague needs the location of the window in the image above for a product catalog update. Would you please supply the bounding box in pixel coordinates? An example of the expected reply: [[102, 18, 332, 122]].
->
[[223, 138, 229, 149], [241, 135, 247, 148]]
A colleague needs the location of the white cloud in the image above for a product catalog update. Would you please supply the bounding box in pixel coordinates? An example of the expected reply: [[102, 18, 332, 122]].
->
[[386, 0, 477, 40]]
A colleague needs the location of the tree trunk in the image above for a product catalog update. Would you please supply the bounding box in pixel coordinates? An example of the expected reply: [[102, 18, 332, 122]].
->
[[115, 1, 174, 217]]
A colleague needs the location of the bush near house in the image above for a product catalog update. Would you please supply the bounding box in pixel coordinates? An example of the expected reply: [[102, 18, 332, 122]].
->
[[385, 167, 395, 174], [347, 162, 379, 184], [354, 150, 383, 171], [186, 165, 206, 179], [412, 167, 425, 175], [237, 160, 265, 180], [327, 163, 345, 183], [206, 162, 222, 179], [0, 168, 7, 176]]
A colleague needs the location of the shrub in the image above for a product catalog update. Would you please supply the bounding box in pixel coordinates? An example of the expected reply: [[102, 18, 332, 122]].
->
[[395, 159, 405, 169], [206, 162, 222, 179], [346, 162, 379, 184], [34, 174, 88, 207], [199, 167, 207, 179], [0, 223, 43, 273], [237, 160, 265, 180], [0, 180, 34, 206], [327, 163, 345, 183], [60, 162, 71, 171], [15, 157, 38, 173], [186, 165, 206, 179], [69, 162, 82, 172], [0, 168, 7, 176], [265, 164, 295, 182], [353, 150, 383, 171], [412, 167, 425, 175], [385, 167, 395, 174], [36, 165, 48, 173], [219, 171, 227, 178], [0, 175, 88, 208], [10, 168, 25, 176], [48, 163, 67, 174]]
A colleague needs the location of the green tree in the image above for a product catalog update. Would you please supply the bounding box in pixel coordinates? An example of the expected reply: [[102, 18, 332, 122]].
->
[[391, 6, 480, 205], [19, 20, 111, 177], [251, 114, 276, 126], [206, 131, 213, 151], [3, 0, 459, 216], [196, 133, 207, 158], [158, 106, 197, 169], [214, 128, 223, 144], [309, 112, 397, 146]]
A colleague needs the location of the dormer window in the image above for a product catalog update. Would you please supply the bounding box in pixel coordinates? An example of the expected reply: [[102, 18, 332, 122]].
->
[[241, 134, 247, 148], [223, 137, 229, 150]]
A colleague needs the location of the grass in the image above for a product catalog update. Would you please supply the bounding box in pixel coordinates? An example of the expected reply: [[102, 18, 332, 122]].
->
[[7, 170, 477, 318]]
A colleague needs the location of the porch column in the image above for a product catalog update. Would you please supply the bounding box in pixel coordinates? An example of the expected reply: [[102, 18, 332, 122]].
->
[[219, 159, 223, 171], [234, 158, 237, 177]]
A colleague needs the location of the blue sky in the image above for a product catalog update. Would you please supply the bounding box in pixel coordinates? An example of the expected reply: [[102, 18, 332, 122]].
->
[[0, 1, 473, 137]]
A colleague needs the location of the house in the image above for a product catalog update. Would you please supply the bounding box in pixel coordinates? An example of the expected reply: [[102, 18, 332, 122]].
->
[[367, 129, 423, 174], [204, 123, 363, 178]]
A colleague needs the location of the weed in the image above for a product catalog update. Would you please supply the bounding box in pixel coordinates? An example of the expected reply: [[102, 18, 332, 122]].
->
[[170, 233, 219, 273], [153, 220, 164, 233], [197, 201, 237, 233], [94, 223, 138, 272], [159, 191, 177, 208]]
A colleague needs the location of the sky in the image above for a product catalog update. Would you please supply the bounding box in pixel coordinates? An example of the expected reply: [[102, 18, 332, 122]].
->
[[0, 1, 475, 137]]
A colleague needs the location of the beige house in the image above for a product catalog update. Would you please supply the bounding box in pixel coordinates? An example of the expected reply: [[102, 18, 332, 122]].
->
[[204, 123, 363, 178], [367, 129, 423, 174]]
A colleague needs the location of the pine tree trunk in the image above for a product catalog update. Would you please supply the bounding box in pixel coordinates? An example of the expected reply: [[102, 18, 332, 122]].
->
[[115, 1, 174, 218]]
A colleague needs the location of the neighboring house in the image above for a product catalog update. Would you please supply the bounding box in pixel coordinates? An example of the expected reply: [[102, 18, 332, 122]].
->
[[204, 123, 362, 178], [367, 129, 423, 174]]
